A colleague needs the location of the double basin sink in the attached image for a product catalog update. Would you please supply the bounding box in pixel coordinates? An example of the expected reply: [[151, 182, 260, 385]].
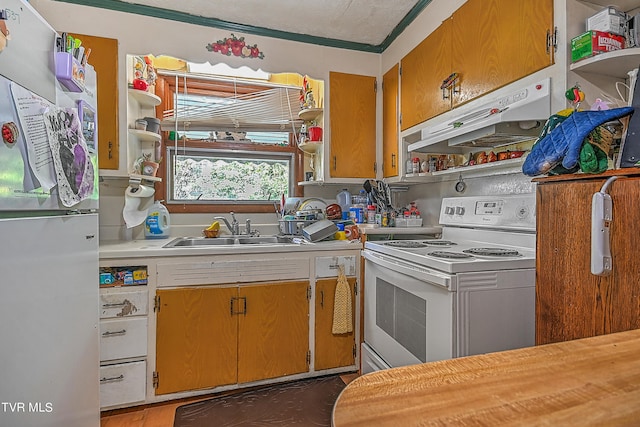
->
[[163, 235, 297, 248]]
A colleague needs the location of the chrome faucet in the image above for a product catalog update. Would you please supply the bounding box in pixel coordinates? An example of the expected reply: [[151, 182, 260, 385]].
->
[[214, 212, 239, 235]]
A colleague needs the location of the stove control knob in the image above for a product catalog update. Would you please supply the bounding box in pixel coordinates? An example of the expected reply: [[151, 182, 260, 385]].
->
[[445, 206, 455, 215], [455, 206, 465, 215]]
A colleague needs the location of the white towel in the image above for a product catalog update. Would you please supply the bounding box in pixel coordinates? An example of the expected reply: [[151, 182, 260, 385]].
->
[[332, 265, 353, 334]]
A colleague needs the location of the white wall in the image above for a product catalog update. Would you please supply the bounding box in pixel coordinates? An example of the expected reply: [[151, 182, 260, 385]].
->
[[31, 0, 572, 238]]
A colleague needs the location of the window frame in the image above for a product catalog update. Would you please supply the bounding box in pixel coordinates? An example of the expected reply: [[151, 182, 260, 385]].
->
[[154, 76, 305, 214]]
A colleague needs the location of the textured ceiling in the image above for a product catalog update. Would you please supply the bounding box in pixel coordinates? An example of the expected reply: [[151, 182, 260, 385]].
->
[[57, 0, 429, 51]]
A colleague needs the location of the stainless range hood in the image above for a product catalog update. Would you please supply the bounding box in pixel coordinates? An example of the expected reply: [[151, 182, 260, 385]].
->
[[408, 78, 551, 153]]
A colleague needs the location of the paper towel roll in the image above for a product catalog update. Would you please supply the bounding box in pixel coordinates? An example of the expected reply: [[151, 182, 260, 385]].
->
[[123, 185, 155, 229], [125, 184, 155, 198]]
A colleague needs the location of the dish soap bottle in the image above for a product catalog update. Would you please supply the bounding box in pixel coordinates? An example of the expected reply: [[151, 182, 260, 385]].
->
[[145, 200, 171, 239]]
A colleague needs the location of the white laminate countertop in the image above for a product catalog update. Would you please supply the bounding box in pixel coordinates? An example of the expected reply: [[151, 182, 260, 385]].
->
[[99, 237, 362, 259]]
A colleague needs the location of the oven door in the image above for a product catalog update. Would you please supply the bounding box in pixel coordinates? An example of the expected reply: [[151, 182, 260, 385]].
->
[[363, 249, 455, 369]]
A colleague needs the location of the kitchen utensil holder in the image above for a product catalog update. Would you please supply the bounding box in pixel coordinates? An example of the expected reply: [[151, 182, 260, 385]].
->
[[55, 52, 85, 92]]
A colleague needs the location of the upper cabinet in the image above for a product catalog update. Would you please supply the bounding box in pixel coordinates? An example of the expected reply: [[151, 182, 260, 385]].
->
[[383, 64, 400, 178], [451, 0, 554, 106], [328, 72, 377, 179], [400, 19, 452, 131], [400, 0, 554, 131], [72, 34, 119, 172]]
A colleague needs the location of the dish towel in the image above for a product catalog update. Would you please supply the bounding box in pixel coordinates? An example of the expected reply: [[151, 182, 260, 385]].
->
[[332, 265, 353, 334]]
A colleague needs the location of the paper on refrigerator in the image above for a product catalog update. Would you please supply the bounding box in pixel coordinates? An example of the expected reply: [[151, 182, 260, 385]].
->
[[43, 106, 94, 207], [9, 81, 57, 191]]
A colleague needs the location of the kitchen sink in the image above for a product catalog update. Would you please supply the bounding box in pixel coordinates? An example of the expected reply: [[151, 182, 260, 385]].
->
[[163, 235, 296, 248]]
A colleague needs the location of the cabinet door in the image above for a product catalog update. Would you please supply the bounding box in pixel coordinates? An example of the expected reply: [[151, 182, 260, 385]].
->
[[155, 286, 238, 395], [237, 281, 309, 383], [71, 34, 119, 170], [329, 72, 376, 178], [400, 18, 452, 130], [536, 177, 640, 345], [315, 278, 356, 371], [383, 64, 399, 178], [451, 0, 553, 107]]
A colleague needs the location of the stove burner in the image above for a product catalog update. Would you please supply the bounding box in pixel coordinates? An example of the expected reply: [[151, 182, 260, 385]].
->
[[463, 247, 521, 257], [422, 240, 456, 246], [383, 241, 429, 248], [428, 251, 474, 259]]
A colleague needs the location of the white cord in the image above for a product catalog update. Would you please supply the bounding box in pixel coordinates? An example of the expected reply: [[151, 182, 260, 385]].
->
[[600, 176, 619, 193]]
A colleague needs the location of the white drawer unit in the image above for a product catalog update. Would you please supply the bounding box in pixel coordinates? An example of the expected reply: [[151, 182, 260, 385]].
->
[[100, 317, 148, 362], [100, 287, 148, 319], [315, 255, 357, 278], [100, 360, 146, 408]]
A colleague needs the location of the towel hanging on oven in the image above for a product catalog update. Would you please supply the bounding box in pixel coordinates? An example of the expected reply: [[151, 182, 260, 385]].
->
[[332, 265, 353, 335]]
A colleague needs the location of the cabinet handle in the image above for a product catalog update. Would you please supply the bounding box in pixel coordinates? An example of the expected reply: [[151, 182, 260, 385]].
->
[[230, 297, 247, 315], [102, 329, 126, 337], [102, 302, 126, 308], [333, 156, 337, 171], [391, 154, 396, 168], [100, 374, 124, 383], [320, 290, 324, 308]]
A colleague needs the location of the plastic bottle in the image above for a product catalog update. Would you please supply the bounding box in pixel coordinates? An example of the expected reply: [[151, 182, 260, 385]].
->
[[336, 189, 351, 214], [144, 200, 171, 239], [367, 205, 376, 224]]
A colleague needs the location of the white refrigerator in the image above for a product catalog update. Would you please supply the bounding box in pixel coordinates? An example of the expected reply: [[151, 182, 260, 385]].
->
[[0, 1, 100, 426]]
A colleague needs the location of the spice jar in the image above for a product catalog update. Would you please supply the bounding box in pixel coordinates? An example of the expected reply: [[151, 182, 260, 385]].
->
[[412, 157, 420, 174]]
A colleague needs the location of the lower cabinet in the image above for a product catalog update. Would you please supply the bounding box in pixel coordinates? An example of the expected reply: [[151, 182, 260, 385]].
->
[[155, 281, 310, 395], [314, 277, 357, 371]]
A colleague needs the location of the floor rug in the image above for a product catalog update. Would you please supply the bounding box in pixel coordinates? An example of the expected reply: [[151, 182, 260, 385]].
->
[[173, 375, 347, 427]]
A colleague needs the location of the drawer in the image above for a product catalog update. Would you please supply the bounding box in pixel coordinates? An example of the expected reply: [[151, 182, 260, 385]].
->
[[316, 256, 357, 278], [100, 361, 146, 408], [100, 317, 147, 361], [100, 287, 148, 319]]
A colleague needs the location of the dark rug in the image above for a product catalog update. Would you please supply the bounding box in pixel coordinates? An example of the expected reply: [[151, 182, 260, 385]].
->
[[173, 375, 347, 427]]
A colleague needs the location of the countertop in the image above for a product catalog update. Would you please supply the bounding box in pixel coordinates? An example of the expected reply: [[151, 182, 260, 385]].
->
[[99, 237, 362, 259], [333, 329, 640, 426]]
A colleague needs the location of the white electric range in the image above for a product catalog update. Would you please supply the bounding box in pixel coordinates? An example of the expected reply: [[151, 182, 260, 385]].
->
[[361, 194, 537, 373]]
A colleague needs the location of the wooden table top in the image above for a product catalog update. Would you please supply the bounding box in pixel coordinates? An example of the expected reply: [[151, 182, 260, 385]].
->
[[333, 329, 640, 426]]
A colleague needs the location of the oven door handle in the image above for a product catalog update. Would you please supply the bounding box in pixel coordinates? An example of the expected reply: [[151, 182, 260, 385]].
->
[[363, 250, 452, 290]]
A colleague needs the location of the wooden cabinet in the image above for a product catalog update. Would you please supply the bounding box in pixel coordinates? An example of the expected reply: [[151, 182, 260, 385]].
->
[[535, 172, 640, 345], [71, 33, 120, 171], [155, 281, 310, 395], [400, 0, 553, 129], [400, 19, 452, 131], [314, 277, 357, 371], [328, 72, 377, 178], [382, 64, 399, 178]]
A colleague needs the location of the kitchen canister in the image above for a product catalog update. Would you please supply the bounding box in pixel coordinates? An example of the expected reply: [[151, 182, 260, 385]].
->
[[143, 117, 161, 134]]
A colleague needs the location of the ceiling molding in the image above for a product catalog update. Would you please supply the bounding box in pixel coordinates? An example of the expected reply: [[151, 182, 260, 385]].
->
[[53, 0, 432, 53]]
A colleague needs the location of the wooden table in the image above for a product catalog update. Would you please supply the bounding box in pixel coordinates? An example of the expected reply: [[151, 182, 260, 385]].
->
[[333, 329, 640, 426]]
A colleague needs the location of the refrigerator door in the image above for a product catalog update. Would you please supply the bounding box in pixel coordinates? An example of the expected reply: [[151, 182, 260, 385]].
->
[[0, 214, 99, 427]]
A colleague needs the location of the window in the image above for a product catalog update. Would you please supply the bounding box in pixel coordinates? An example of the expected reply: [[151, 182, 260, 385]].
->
[[154, 72, 308, 213], [168, 145, 293, 203]]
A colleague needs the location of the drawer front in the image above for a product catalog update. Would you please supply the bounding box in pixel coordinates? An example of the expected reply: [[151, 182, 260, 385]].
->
[[100, 317, 147, 361], [100, 361, 146, 408], [100, 288, 148, 318], [316, 256, 357, 278]]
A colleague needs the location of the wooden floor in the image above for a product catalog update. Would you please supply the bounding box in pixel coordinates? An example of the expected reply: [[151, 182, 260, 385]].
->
[[100, 373, 358, 427]]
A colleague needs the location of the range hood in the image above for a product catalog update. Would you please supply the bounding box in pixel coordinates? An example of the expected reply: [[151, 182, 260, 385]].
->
[[408, 78, 551, 153]]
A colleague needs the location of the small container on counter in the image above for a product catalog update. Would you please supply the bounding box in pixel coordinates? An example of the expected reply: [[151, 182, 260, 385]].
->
[[366, 205, 376, 224]]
